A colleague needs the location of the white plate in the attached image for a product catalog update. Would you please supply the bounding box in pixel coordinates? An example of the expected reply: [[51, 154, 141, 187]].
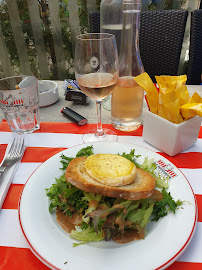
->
[[19, 142, 197, 270]]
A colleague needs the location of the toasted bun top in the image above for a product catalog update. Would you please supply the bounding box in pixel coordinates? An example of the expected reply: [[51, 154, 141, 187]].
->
[[85, 154, 136, 186], [65, 156, 156, 201]]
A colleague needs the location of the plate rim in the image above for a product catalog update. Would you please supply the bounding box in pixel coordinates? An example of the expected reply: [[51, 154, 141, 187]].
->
[[18, 141, 198, 270], [18, 162, 60, 270]]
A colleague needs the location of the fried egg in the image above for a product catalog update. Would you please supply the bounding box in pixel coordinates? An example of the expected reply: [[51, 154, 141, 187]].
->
[[85, 154, 136, 187]]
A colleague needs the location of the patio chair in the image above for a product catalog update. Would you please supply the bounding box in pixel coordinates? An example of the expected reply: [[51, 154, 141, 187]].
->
[[187, 9, 202, 85], [89, 10, 188, 82], [89, 11, 100, 33]]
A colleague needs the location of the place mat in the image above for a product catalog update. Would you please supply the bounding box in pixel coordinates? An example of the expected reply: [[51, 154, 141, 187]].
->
[[0, 121, 202, 270]]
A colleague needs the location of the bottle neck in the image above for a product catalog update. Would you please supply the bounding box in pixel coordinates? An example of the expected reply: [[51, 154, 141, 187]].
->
[[119, 1, 144, 77]]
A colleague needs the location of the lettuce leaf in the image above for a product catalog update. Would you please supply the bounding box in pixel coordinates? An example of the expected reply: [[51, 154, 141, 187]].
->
[[127, 200, 154, 229], [120, 149, 141, 167], [60, 146, 93, 170], [46, 174, 88, 215], [82, 192, 102, 223], [76, 146, 94, 157], [140, 157, 169, 189], [152, 188, 183, 221], [71, 226, 104, 242]]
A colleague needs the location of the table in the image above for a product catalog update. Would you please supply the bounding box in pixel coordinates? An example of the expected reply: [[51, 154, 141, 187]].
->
[[1, 82, 201, 124], [0, 83, 202, 269], [34, 83, 202, 124]]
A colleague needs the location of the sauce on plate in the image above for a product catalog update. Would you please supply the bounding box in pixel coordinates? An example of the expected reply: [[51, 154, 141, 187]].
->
[[56, 210, 82, 233]]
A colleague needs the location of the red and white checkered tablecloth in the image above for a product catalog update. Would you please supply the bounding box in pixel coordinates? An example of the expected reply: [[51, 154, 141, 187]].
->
[[0, 120, 202, 270]]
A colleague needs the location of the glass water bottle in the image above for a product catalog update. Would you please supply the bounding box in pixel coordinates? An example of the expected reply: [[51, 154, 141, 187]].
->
[[100, 0, 123, 55], [100, 0, 123, 111], [111, 0, 144, 131]]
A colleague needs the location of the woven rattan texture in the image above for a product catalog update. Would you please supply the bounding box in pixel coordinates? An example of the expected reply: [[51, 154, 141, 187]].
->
[[89, 10, 188, 82], [89, 11, 100, 33], [140, 10, 188, 82], [187, 10, 202, 85]]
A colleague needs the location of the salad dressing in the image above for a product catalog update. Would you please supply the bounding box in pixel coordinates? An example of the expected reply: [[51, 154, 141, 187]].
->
[[56, 210, 82, 233], [56, 210, 143, 244], [112, 230, 142, 243]]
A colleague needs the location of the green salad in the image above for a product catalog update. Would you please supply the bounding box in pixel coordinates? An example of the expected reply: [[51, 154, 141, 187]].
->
[[46, 146, 182, 245]]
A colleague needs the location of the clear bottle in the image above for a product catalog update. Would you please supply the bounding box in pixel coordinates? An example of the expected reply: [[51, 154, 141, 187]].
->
[[100, 0, 123, 111], [100, 0, 123, 55], [111, 0, 144, 131]]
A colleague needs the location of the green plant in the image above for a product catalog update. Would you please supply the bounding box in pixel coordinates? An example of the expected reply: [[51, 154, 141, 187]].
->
[[0, 0, 187, 79]]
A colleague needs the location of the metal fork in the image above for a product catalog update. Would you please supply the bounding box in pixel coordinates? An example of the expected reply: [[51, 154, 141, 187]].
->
[[0, 136, 24, 176]]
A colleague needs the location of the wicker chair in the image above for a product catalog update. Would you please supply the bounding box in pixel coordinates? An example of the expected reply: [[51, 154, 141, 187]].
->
[[187, 9, 202, 85], [89, 11, 100, 33], [89, 10, 188, 82]]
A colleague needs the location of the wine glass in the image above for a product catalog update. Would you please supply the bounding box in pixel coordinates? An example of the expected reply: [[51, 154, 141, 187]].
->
[[74, 33, 119, 143]]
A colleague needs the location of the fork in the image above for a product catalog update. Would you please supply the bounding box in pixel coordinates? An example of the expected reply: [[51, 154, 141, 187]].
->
[[0, 136, 24, 177]]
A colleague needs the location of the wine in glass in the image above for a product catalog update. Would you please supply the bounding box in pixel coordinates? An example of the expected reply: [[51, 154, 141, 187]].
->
[[74, 33, 119, 143]]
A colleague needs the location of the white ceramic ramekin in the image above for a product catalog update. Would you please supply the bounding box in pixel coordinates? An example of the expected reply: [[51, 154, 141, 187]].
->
[[143, 110, 201, 156]]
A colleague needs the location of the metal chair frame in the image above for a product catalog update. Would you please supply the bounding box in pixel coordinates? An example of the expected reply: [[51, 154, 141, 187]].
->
[[187, 9, 202, 85]]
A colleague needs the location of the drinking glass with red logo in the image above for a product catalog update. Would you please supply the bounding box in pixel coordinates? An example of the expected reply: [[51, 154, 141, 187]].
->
[[0, 76, 40, 134]]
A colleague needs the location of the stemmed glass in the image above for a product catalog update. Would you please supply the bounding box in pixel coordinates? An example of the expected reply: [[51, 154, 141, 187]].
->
[[74, 33, 119, 143]]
